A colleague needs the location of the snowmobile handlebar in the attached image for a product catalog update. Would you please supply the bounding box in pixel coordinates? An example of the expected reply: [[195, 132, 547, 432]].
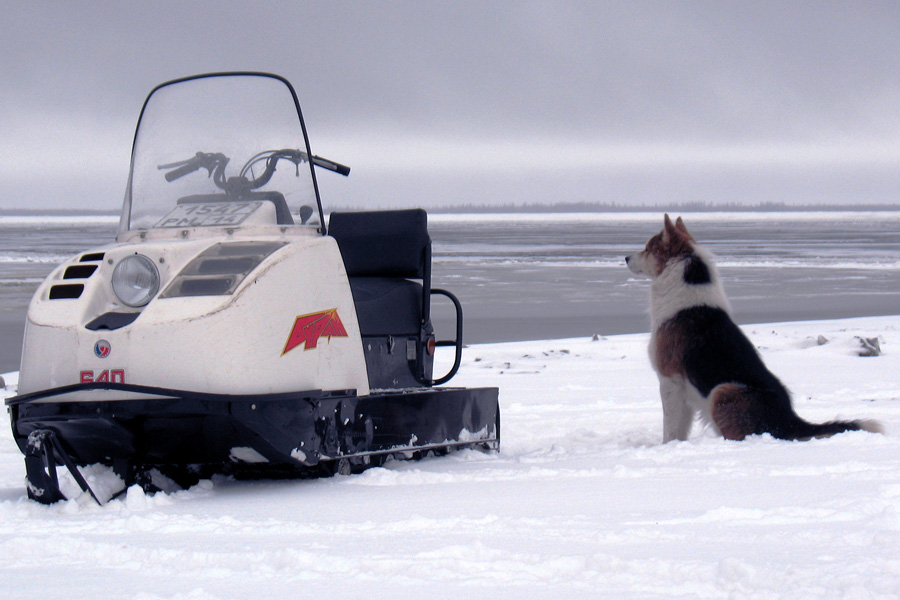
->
[[311, 155, 351, 176], [239, 150, 350, 184], [159, 152, 230, 185], [159, 149, 349, 194], [163, 160, 202, 182]]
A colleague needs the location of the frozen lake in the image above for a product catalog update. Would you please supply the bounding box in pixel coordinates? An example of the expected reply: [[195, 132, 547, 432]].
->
[[2, 210, 900, 372], [428, 211, 900, 341]]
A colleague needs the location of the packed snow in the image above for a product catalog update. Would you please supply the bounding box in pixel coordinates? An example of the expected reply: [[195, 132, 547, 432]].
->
[[2, 315, 899, 599]]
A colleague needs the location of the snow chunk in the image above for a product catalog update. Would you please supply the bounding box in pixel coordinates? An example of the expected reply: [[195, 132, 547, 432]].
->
[[229, 447, 269, 464], [856, 336, 883, 357]]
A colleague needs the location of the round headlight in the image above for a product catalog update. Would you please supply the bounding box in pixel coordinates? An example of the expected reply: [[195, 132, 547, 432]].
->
[[112, 254, 160, 307]]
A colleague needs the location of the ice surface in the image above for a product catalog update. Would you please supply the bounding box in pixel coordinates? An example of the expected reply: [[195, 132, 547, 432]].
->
[[1, 315, 899, 599]]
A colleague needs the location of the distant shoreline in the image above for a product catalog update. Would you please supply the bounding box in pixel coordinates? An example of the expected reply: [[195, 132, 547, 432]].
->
[[2, 202, 899, 217], [0, 209, 119, 217], [327, 202, 900, 214]]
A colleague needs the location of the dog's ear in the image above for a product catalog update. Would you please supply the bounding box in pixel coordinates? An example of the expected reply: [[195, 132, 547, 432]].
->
[[663, 213, 677, 240], [674, 216, 694, 240]]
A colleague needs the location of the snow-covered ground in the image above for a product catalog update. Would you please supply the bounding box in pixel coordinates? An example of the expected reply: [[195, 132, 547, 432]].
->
[[2, 315, 899, 599]]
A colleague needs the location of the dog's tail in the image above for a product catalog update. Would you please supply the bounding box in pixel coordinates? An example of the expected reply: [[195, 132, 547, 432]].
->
[[781, 418, 884, 440], [711, 383, 883, 441]]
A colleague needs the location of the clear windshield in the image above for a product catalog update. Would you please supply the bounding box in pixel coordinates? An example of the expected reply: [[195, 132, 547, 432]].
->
[[120, 74, 321, 232]]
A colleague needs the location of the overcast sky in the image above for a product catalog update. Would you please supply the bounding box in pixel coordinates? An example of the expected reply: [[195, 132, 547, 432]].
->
[[3, 1, 900, 211]]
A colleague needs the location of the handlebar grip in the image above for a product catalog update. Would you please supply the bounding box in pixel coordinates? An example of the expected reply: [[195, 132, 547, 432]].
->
[[164, 161, 201, 182], [312, 156, 351, 176]]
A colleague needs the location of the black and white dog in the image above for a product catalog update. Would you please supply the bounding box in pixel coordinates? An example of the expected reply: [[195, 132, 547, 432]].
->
[[626, 214, 881, 442]]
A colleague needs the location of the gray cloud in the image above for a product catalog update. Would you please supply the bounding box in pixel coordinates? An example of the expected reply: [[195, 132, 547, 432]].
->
[[3, 1, 900, 210]]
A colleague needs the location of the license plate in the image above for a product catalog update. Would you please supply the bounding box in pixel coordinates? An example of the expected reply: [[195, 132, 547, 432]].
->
[[155, 201, 261, 228]]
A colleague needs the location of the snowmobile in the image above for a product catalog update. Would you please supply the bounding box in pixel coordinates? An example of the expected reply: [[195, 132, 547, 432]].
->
[[5, 72, 499, 504]]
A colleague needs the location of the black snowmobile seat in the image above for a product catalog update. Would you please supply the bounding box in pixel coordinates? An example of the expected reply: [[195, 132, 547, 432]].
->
[[328, 209, 429, 278], [328, 210, 431, 336], [345, 277, 423, 335]]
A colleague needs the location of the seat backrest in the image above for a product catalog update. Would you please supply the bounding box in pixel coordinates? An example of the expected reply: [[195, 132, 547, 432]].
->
[[328, 209, 429, 278]]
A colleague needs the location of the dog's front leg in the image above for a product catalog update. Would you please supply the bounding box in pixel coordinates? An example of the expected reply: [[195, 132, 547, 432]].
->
[[659, 376, 694, 443]]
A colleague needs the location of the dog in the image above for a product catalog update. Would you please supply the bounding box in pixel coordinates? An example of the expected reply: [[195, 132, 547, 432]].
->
[[626, 214, 881, 442]]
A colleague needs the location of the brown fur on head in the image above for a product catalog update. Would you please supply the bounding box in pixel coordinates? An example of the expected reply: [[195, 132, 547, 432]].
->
[[626, 214, 696, 277]]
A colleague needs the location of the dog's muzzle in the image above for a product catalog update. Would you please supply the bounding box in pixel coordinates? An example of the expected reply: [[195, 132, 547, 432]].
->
[[625, 254, 641, 275]]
